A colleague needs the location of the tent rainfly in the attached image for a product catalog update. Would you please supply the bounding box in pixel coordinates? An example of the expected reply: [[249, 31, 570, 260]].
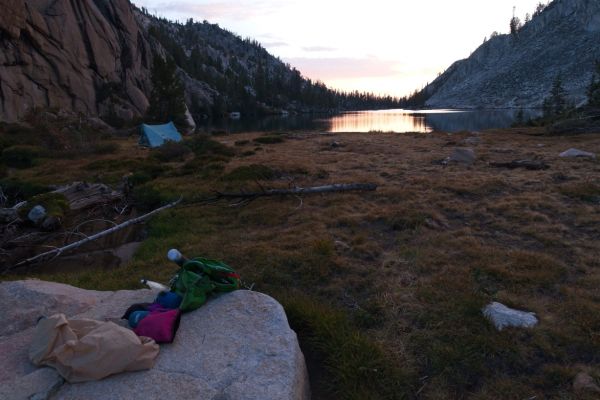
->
[[139, 122, 183, 148]]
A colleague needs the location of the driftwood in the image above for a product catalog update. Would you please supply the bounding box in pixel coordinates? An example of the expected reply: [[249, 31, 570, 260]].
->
[[208, 183, 377, 205], [489, 160, 549, 171], [5, 197, 182, 272], [53, 182, 123, 211]]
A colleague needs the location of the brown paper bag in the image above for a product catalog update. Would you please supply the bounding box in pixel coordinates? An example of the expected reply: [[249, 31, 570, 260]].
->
[[29, 314, 159, 382]]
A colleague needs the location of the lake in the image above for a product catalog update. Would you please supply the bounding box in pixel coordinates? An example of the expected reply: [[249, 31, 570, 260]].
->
[[196, 109, 541, 134]]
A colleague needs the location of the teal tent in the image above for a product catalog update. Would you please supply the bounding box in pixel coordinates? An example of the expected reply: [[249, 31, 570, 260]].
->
[[139, 122, 183, 148]]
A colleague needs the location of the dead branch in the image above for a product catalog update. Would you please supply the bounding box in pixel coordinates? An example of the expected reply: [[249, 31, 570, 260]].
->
[[209, 183, 377, 204], [5, 197, 182, 272]]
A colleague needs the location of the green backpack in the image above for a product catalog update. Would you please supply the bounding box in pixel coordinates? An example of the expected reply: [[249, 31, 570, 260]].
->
[[171, 257, 240, 312]]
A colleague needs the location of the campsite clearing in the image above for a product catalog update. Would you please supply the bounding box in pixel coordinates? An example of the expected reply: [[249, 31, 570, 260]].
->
[[2, 127, 600, 400]]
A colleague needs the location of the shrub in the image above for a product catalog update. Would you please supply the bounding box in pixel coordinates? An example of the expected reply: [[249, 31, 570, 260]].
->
[[1, 145, 45, 168], [223, 164, 277, 181], [185, 135, 235, 158], [0, 178, 50, 206], [253, 135, 284, 144], [151, 142, 191, 162], [90, 142, 119, 155], [132, 185, 171, 212]]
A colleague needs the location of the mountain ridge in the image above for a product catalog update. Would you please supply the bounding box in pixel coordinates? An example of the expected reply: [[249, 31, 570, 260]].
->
[[421, 0, 600, 109]]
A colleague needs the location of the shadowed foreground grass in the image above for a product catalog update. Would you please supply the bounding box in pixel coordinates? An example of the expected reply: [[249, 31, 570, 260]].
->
[[3, 128, 600, 399]]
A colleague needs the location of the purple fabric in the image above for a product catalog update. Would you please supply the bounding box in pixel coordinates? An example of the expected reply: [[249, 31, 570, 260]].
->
[[133, 309, 181, 343], [147, 303, 170, 313]]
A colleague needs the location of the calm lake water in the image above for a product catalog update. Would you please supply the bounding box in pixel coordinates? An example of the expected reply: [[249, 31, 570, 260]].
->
[[197, 109, 541, 134]]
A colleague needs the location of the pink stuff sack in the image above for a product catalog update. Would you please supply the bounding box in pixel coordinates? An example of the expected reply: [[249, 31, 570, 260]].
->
[[134, 308, 181, 343]]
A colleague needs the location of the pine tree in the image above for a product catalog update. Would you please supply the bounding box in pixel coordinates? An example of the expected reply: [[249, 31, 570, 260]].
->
[[587, 61, 600, 108], [543, 75, 568, 119], [146, 55, 188, 126]]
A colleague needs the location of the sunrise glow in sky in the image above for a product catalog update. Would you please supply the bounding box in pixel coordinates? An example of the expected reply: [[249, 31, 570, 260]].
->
[[133, 0, 547, 97]]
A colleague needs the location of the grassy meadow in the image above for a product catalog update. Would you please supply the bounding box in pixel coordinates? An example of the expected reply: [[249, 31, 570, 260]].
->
[[2, 124, 600, 399]]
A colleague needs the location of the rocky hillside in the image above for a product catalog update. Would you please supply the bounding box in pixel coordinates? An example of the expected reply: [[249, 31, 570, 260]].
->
[[421, 0, 600, 109], [0, 0, 400, 124]]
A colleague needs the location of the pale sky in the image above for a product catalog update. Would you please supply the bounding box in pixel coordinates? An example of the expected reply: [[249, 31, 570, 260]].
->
[[133, 0, 548, 97]]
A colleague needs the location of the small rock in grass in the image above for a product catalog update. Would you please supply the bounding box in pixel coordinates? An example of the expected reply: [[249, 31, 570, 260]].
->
[[27, 205, 47, 224], [573, 372, 600, 394], [464, 137, 481, 146], [449, 148, 476, 165], [482, 302, 538, 331], [559, 148, 596, 159]]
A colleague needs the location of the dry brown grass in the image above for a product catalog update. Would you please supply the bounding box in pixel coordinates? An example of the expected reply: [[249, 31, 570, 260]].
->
[[4, 128, 600, 399]]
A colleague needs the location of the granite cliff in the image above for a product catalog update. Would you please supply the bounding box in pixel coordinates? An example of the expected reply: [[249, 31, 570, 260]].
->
[[422, 0, 600, 109], [0, 0, 153, 123]]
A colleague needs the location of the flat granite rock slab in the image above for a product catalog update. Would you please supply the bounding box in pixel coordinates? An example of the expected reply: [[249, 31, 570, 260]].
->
[[0, 280, 310, 400]]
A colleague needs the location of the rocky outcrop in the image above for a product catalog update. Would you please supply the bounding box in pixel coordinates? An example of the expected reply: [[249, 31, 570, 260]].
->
[[0, 280, 310, 400], [0, 0, 153, 122], [423, 0, 600, 109]]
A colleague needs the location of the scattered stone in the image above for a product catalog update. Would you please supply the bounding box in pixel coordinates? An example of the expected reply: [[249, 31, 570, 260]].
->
[[464, 137, 481, 146], [573, 372, 600, 394], [27, 205, 47, 225], [491, 148, 513, 154], [449, 148, 476, 165], [330, 141, 342, 148], [0, 280, 310, 400], [334, 240, 351, 252], [490, 159, 549, 170], [559, 148, 596, 159], [482, 302, 538, 331]]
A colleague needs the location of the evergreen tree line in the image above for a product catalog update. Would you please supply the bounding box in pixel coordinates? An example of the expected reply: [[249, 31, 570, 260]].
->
[[145, 19, 407, 124], [542, 62, 600, 119]]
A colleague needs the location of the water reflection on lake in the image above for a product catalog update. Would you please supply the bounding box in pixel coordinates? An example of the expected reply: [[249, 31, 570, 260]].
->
[[197, 109, 541, 134]]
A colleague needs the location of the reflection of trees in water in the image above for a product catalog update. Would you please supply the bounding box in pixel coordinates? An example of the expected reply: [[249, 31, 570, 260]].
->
[[424, 109, 541, 132], [196, 114, 330, 133], [195, 109, 543, 134]]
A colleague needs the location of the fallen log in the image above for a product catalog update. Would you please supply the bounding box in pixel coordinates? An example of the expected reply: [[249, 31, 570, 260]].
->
[[210, 183, 377, 202], [489, 160, 549, 171], [53, 182, 123, 211], [5, 197, 182, 272]]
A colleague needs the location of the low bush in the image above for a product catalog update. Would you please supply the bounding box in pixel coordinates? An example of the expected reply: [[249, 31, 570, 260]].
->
[[132, 184, 171, 212], [1, 145, 45, 168], [0, 178, 50, 206], [223, 164, 277, 181], [185, 135, 235, 158], [253, 135, 284, 144], [90, 142, 119, 155], [151, 142, 192, 162]]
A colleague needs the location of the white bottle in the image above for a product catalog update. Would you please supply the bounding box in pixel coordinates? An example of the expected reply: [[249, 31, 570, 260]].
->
[[167, 248, 189, 266], [140, 279, 169, 292]]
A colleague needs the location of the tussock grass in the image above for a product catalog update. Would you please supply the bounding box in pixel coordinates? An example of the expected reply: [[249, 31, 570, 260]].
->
[[282, 294, 416, 399]]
